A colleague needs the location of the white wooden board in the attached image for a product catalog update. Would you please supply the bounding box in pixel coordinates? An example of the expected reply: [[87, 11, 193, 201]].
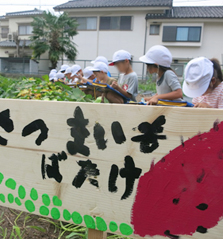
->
[[0, 99, 222, 238]]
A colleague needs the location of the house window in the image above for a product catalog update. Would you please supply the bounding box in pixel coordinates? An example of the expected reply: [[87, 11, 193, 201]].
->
[[75, 17, 97, 30], [150, 25, 160, 35], [18, 25, 33, 35], [163, 26, 201, 42], [1, 27, 9, 38], [99, 16, 132, 30]]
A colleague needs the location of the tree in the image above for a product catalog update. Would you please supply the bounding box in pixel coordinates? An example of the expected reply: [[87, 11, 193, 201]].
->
[[30, 11, 78, 69]]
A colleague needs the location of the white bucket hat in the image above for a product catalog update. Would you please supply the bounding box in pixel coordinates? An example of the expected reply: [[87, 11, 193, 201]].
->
[[90, 62, 108, 73], [59, 64, 69, 73], [139, 45, 172, 68], [183, 57, 214, 98], [64, 67, 72, 75], [71, 65, 82, 77], [91, 56, 109, 66], [50, 69, 57, 74], [109, 50, 131, 66], [49, 72, 57, 81], [83, 67, 94, 79], [56, 72, 65, 80]]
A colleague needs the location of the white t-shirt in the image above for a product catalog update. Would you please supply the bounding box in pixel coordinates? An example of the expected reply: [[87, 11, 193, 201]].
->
[[118, 72, 138, 101]]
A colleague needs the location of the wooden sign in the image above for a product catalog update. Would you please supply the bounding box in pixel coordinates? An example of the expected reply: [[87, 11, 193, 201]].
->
[[0, 98, 223, 239]]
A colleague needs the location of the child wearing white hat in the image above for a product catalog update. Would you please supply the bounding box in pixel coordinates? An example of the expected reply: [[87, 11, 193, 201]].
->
[[91, 56, 111, 77], [76, 66, 96, 83], [89, 62, 124, 103], [140, 45, 183, 105], [183, 57, 223, 108], [109, 50, 138, 102], [65, 65, 83, 84]]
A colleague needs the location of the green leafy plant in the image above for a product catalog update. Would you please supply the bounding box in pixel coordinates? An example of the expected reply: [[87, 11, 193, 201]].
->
[[30, 11, 78, 69], [0, 75, 94, 103]]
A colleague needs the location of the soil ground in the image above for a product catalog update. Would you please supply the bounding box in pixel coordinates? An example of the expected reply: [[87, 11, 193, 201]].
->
[[0, 206, 83, 239]]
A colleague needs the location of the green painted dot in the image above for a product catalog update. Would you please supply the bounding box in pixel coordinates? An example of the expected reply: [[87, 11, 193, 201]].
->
[[72, 211, 83, 224], [39, 206, 49, 216], [8, 194, 14, 204], [109, 221, 118, 232], [84, 215, 95, 229], [18, 185, 26, 199], [15, 197, 22, 206], [30, 188, 38, 201], [51, 208, 60, 220], [119, 223, 133, 236], [96, 217, 107, 231], [0, 173, 4, 184], [42, 194, 50, 206], [5, 178, 16, 190], [63, 209, 71, 221], [25, 200, 35, 213], [0, 194, 5, 203], [53, 196, 62, 207]]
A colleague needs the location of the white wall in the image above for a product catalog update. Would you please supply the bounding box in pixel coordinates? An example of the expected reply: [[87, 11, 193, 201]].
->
[[146, 20, 223, 64], [69, 11, 148, 77]]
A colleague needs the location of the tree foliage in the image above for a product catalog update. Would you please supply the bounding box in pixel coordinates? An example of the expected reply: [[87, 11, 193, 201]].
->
[[30, 11, 78, 69]]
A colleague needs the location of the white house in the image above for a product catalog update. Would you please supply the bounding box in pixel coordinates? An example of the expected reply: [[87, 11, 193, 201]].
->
[[0, 9, 49, 75], [54, 0, 223, 79]]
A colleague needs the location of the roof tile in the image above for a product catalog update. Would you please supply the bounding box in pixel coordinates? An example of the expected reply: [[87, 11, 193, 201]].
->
[[54, 0, 172, 9], [146, 6, 223, 19]]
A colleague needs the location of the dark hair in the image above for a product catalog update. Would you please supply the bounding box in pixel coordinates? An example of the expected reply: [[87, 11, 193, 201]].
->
[[146, 64, 175, 74], [210, 58, 223, 82]]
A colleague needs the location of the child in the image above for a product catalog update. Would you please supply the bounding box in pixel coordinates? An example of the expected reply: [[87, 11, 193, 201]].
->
[[91, 56, 111, 77], [67, 65, 83, 84], [76, 66, 96, 83], [49, 71, 57, 82], [55, 72, 65, 83], [90, 62, 123, 103], [109, 50, 138, 101], [139, 45, 183, 105], [183, 57, 223, 108], [59, 64, 69, 73], [90, 62, 116, 85]]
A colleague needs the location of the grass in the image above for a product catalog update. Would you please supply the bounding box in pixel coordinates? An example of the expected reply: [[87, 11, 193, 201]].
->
[[138, 74, 156, 93], [0, 207, 132, 239]]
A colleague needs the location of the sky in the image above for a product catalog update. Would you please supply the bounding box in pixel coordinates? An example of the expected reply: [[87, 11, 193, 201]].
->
[[0, 0, 223, 16]]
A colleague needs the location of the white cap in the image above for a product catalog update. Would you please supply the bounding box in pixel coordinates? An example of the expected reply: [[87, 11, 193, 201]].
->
[[50, 69, 57, 74], [139, 45, 172, 68], [109, 50, 131, 66], [56, 72, 65, 80], [60, 64, 69, 73], [90, 62, 108, 73], [91, 56, 109, 65], [83, 66, 94, 79], [64, 67, 72, 75], [49, 72, 57, 81], [183, 57, 214, 98], [71, 65, 82, 77]]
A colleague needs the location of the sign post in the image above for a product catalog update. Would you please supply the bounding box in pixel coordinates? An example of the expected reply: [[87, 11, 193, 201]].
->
[[0, 98, 223, 238]]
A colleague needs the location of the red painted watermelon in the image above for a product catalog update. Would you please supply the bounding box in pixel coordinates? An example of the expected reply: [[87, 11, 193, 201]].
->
[[131, 121, 223, 238]]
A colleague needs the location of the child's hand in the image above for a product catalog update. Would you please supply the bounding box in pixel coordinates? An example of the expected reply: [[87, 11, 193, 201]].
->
[[194, 102, 212, 108], [144, 97, 152, 101], [111, 81, 118, 89], [147, 96, 159, 105]]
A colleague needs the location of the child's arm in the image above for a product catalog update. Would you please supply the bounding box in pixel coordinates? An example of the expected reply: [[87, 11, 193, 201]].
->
[[147, 89, 183, 105], [111, 81, 132, 98]]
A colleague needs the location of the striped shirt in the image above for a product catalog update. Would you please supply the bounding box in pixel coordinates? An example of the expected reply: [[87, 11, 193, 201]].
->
[[192, 82, 223, 108]]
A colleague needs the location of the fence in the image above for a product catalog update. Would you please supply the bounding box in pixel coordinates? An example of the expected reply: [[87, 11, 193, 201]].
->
[[0, 57, 222, 81]]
